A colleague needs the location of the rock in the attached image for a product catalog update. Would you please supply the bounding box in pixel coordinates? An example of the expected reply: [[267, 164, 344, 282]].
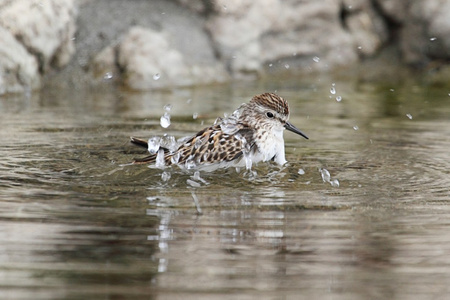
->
[[117, 27, 191, 90], [342, 0, 389, 57], [0, 0, 77, 93], [1, 0, 449, 94], [92, 26, 229, 90], [73, 0, 229, 90], [0, 26, 40, 94], [204, 0, 362, 75], [375, 0, 450, 66]]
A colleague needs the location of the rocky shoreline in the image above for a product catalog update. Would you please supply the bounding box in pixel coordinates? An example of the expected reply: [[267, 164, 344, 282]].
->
[[0, 0, 449, 94]]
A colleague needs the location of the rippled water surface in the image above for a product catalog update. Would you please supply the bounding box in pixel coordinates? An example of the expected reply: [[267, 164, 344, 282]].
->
[[1, 77, 450, 299]]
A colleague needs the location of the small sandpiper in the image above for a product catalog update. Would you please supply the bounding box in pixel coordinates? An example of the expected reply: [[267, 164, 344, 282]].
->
[[130, 93, 308, 171]]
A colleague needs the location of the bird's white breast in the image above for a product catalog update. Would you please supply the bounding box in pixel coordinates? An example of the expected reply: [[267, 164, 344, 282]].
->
[[253, 128, 286, 165]]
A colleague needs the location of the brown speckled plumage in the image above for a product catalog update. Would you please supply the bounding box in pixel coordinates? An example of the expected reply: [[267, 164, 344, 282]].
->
[[130, 93, 308, 170]]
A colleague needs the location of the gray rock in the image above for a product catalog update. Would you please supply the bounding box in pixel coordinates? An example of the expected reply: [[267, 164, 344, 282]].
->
[[68, 0, 229, 90], [1, 0, 449, 94], [203, 0, 375, 75], [375, 0, 450, 66], [0, 0, 76, 94], [110, 26, 229, 90], [0, 26, 39, 94]]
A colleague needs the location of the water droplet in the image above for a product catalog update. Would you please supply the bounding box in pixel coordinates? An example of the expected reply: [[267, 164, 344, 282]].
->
[[292, 52, 297, 56], [160, 112, 171, 128], [153, 73, 161, 80], [330, 83, 336, 95], [161, 171, 171, 182], [357, 46, 362, 50], [163, 104, 172, 111], [192, 171, 208, 184], [170, 152, 181, 164], [193, 112, 198, 119], [162, 135, 177, 152], [186, 179, 201, 188], [298, 168, 305, 175], [222, 5, 227, 10], [406, 113, 413, 120], [185, 160, 196, 170], [268, 63, 273, 67], [148, 137, 161, 154], [330, 179, 340, 187], [155, 149, 165, 168], [430, 37, 437, 41], [336, 96, 342, 102], [390, 89, 395, 92], [194, 137, 203, 149], [103, 72, 113, 80], [220, 123, 238, 135], [319, 168, 331, 183], [353, 125, 359, 130], [147, 196, 158, 202], [313, 56, 320, 62], [284, 64, 290, 69]]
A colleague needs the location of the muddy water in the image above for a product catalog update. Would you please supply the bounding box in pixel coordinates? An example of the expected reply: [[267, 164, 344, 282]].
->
[[1, 77, 449, 299]]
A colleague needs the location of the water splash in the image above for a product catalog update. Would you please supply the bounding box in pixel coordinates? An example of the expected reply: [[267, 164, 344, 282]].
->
[[235, 134, 252, 170], [148, 137, 161, 154], [103, 72, 113, 80], [298, 168, 305, 175], [336, 96, 342, 102], [220, 123, 238, 135], [193, 113, 198, 119], [313, 56, 320, 63], [219, 108, 242, 135], [186, 179, 201, 187], [319, 168, 339, 188], [155, 149, 165, 168], [330, 179, 340, 187], [330, 83, 336, 95], [160, 112, 171, 128], [192, 171, 208, 185], [170, 152, 181, 164], [191, 191, 202, 214], [406, 114, 413, 120], [284, 64, 290, 69], [161, 171, 171, 182], [185, 159, 196, 170], [194, 137, 204, 149], [319, 168, 331, 182], [161, 135, 177, 152]]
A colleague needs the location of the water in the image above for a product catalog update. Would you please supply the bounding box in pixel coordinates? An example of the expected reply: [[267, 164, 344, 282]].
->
[[1, 77, 450, 299]]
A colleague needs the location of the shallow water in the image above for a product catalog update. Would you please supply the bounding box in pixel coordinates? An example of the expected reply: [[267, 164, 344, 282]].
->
[[1, 77, 450, 299]]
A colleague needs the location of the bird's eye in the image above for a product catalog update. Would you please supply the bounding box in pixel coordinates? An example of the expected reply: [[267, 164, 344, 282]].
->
[[266, 112, 274, 118]]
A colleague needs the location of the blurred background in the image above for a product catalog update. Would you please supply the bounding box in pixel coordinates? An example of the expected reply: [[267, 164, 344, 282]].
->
[[1, 1, 450, 300], [0, 0, 449, 94]]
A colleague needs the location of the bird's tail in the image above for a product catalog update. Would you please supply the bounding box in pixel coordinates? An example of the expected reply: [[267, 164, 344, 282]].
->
[[129, 137, 171, 165], [130, 137, 148, 149]]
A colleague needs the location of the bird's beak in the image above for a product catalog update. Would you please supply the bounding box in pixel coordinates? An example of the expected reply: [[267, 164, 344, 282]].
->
[[285, 121, 309, 139]]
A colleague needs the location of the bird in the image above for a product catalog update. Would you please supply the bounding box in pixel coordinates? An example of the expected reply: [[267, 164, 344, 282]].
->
[[129, 93, 308, 171]]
